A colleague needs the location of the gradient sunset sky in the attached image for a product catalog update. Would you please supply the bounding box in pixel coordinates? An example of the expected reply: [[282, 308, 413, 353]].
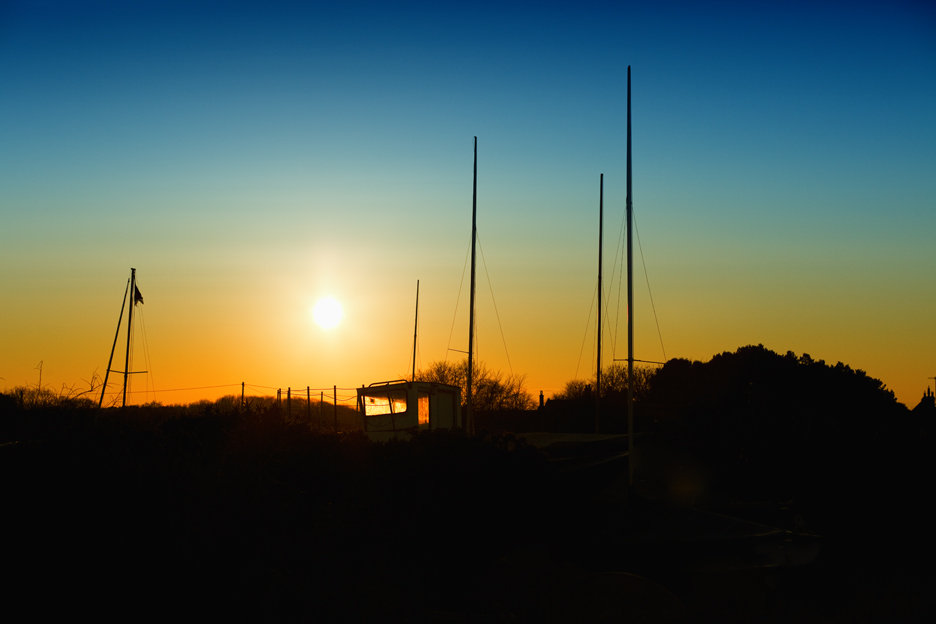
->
[[2, 1, 933, 407]]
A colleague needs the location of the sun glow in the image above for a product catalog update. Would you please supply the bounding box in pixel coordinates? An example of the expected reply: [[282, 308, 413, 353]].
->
[[313, 297, 343, 329]]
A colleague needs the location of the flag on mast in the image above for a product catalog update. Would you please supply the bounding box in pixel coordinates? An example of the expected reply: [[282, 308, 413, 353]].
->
[[134, 285, 144, 305]]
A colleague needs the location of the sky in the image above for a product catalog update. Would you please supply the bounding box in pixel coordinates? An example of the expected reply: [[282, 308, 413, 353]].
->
[[1, 0, 934, 408]]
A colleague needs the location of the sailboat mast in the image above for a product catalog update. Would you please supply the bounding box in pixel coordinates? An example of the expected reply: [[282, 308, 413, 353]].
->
[[626, 66, 635, 486], [412, 280, 419, 382], [122, 267, 136, 408], [596, 173, 603, 433], [467, 137, 478, 434], [99, 276, 130, 408]]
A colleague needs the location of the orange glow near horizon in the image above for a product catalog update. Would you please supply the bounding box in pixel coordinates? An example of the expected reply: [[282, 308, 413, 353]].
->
[[1, 238, 934, 411]]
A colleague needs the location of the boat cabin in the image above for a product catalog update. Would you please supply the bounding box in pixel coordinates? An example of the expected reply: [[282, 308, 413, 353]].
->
[[357, 380, 462, 442]]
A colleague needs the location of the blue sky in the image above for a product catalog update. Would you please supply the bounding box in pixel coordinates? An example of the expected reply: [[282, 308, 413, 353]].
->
[[1, 1, 933, 405]]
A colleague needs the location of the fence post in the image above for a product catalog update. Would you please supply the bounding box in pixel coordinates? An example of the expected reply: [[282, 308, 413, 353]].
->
[[306, 386, 311, 423], [320, 391, 323, 427], [287, 387, 291, 419], [241, 382, 245, 410], [333, 385, 338, 434]]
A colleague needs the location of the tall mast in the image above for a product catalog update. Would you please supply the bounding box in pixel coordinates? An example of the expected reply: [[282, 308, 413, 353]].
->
[[596, 173, 603, 433], [412, 280, 419, 382], [122, 268, 136, 408], [99, 275, 130, 408], [626, 66, 634, 486], [467, 137, 478, 434]]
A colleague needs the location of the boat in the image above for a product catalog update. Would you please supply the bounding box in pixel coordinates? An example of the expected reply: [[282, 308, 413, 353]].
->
[[357, 379, 462, 442], [99, 268, 146, 408], [355, 139, 479, 441], [545, 67, 822, 584]]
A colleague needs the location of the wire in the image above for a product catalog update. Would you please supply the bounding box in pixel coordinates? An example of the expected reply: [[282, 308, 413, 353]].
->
[[247, 383, 349, 391], [574, 279, 599, 381], [476, 232, 513, 374], [445, 238, 472, 362], [633, 207, 667, 362], [128, 297, 135, 402], [96, 381, 362, 405], [101, 383, 241, 395], [137, 303, 157, 404], [609, 207, 627, 359]]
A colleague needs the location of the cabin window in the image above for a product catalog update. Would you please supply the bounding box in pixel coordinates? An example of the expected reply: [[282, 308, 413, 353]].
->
[[418, 392, 429, 425], [362, 390, 407, 416]]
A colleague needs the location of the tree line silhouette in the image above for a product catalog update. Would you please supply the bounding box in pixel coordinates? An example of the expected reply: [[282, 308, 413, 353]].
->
[[413, 345, 933, 566], [2, 344, 932, 619], [412, 359, 536, 411]]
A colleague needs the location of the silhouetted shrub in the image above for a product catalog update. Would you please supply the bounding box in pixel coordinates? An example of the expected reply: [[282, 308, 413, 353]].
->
[[643, 345, 924, 546], [2, 396, 554, 619], [414, 359, 535, 410]]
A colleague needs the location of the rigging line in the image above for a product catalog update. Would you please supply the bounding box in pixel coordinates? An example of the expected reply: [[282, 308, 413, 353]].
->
[[134, 280, 156, 401], [574, 279, 599, 381], [128, 301, 136, 403], [633, 206, 667, 362], [476, 232, 513, 374], [600, 274, 618, 362], [607, 207, 627, 359], [613, 212, 627, 360], [445, 238, 472, 363], [137, 305, 150, 402], [416, 324, 422, 378], [591, 300, 596, 384], [417, 292, 423, 374], [137, 304, 157, 404]]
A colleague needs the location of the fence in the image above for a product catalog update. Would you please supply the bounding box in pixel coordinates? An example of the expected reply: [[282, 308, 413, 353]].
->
[[98, 381, 365, 432]]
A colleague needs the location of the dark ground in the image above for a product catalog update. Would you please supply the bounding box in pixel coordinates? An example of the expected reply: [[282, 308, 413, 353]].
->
[[2, 394, 933, 622]]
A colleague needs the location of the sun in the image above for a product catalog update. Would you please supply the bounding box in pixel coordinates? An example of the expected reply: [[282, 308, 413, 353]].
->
[[313, 297, 343, 329]]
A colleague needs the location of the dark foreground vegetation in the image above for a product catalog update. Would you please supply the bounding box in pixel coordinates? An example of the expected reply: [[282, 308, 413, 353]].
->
[[2, 345, 934, 621], [1, 396, 555, 620]]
